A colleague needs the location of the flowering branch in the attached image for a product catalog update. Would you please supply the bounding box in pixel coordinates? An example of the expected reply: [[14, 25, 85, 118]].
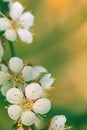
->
[[0, 0, 72, 130]]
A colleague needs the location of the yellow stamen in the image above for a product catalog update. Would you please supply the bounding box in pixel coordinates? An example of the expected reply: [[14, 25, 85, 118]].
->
[[17, 122, 22, 127], [66, 126, 73, 129]]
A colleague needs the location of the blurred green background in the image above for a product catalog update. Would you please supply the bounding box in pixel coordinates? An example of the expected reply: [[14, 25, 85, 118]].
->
[[1, 0, 87, 129]]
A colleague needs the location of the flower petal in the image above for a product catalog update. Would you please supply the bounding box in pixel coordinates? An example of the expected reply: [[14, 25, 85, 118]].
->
[[0, 18, 10, 31], [9, 57, 23, 73], [17, 29, 33, 43], [8, 105, 22, 120], [1, 84, 10, 96], [0, 72, 10, 85], [21, 111, 36, 126], [5, 29, 17, 41], [35, 117, 44, 129], [50, 115, 66, 130], [0, 64, 8, 72], [10, 2, 24, 20], [19, 12, 34, 29], [6, 88, 24, 104], [40, 74, 54, 89], [33, 66, 47, 79], [33, 98, 51, 114], [25, 83, 43, 100], [22, 66, 34, 82]]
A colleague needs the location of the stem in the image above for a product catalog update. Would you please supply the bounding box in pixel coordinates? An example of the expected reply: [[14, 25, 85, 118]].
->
[[0, 0, 2, 12], [8, 41, 16, 57]]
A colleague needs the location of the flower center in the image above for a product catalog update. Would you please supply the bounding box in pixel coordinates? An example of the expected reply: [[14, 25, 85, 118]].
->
[[10, 20, 19, 30], [20, 99, 34, 111], [10, 73, 24, 88]]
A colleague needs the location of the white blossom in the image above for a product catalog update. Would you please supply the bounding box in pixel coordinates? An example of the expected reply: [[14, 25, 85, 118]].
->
[[6, 85, 51, 126], [0, 57, 54, 96], [40, 74, 54, 89], [0, 2, 34, 43], [49, 115, 66, 130]]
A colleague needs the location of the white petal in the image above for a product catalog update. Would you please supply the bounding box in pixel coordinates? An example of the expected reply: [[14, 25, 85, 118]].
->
[[19, 12, 34, 29], [22, 66, 34, 82], [50, 115, 66, 130], [21, 111, 36, 126], [25, 83, 43, 100], [33, 66, 47, 79], [0, 64, 8, 72], [40, 74, 54, 89], [10, 2, 24, 20], [6, 88, 24, 104], [35, 117, 44, 129], [1, 85, 10, 96], [33, 98, 51, 114], [8, 105, 22, 120], [17, 29, 33, 44], [9, 57, 23, 73], [5, 29, 17, 41], [0, 18, 10, 31], [0, 72, 10, 85]]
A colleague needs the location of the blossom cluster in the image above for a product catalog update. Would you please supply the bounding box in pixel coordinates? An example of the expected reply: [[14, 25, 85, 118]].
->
[[0, 57, 53, 129], [0, 0, 70, 130]]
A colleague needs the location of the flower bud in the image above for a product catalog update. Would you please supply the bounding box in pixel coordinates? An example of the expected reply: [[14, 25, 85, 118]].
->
[[50, 115, 66, 130]]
